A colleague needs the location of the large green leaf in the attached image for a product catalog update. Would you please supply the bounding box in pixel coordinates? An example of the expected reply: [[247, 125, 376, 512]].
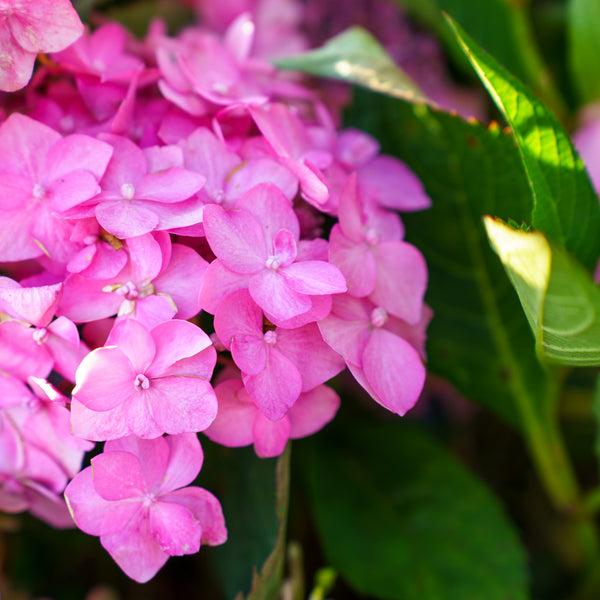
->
[[395, 0, 565, 114], [301, 417, 529, 600], [568, 0, 600, 105], [346, 91, 577, 508], [347, 90, 552, 428], [446, 15, 600, 272], [485, 218, 600, 366], [274, 27, 425, 102], [202, 442, 290, 600]]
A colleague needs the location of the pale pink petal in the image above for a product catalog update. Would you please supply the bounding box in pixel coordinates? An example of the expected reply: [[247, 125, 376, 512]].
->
[[272, 229, 296, 267], [0, 281, 62, 327], [73, 346, 136, 412], [124, 233, 165, 282], [0, 321, 52, 379], [150, 501, 202, 554], [91, 451, 145, 501], [123, 294, 176, 329], [70, 397, 131, 441], [252, 413, 290, 458], [0, 27, 35, 91], [226, 158, 298, 202]]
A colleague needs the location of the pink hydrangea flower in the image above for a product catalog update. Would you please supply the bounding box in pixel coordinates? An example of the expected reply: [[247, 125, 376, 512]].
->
[[71, 318, 218, 440], [64, 433, 227, 582]]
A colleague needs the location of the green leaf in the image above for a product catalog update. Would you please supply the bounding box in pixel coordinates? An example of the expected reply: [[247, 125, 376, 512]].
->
[[347, 90, 552, 428], [395, 0, 565, 115], [446, 15, 600, 272], [302, 417, 529, 600], [202, 443, 290, 600], [568, 0, 600, 105], [274, 27, 426, 102], [345, 91, 579, 509], [485, 218, 600, 366]]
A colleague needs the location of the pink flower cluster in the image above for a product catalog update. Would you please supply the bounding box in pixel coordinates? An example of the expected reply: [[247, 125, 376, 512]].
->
[[0, 1, 431, 583]]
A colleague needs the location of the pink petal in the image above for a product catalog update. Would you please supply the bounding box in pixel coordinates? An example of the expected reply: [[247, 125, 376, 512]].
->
[[147, 319, 213, 377], [96, 200, 160, 238], [277, 324, 345, 391], [249, 269, 311, 321], [70, 397, 131, 441], [91, 451, 145, 501], [64, 466, 141, 536], [204, 379, 256, 447], [203, 204, 266, 274], [157, 433, 204, 493], [361, 328, 426, 415], [337, 174, 365, 242], [199, 259, 248, 315], [150, 501, 202, 555], [288, 385, 340, 438], [101, 516, 168, 583], [145, 376, 218, 434], [329, 225, 376, 297], [243, 348, 302, 421], [252, 413, 290, 458], [162, 487, 227, 546], [45, 134, 113, 182], [107, 318, 156, 373], [9, 0, 84, 53], [73, 346, 136, 412], [237, 183, 299, 245], [282, 260, 347, 295], [135, 168, 206, 203], [371, 242, 428, 325], [0, 27, 35, 91]]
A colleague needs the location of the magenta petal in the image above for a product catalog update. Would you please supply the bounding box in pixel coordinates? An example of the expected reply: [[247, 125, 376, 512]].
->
[[64, 467, 140, 536], [146, 376, 218, 434], [0, 28, 36, 92], [203, 204, 266, 274], [150, 501, 202, 555], [45, 134, 113, 181], [91, 451, 145, 501], [101, 516, 168, 583], [73, 346, 136, 411], [199, 259, 248, 315], [272, 229, 297, 267], [156, 433, 204, 493], [252, 413, 290, 458], [337, 174, 366, 241], [163, 487, 227, 546], [249, 269, 311, 321], [288, 385, 340, 439], [362, 328, 426, 416]]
